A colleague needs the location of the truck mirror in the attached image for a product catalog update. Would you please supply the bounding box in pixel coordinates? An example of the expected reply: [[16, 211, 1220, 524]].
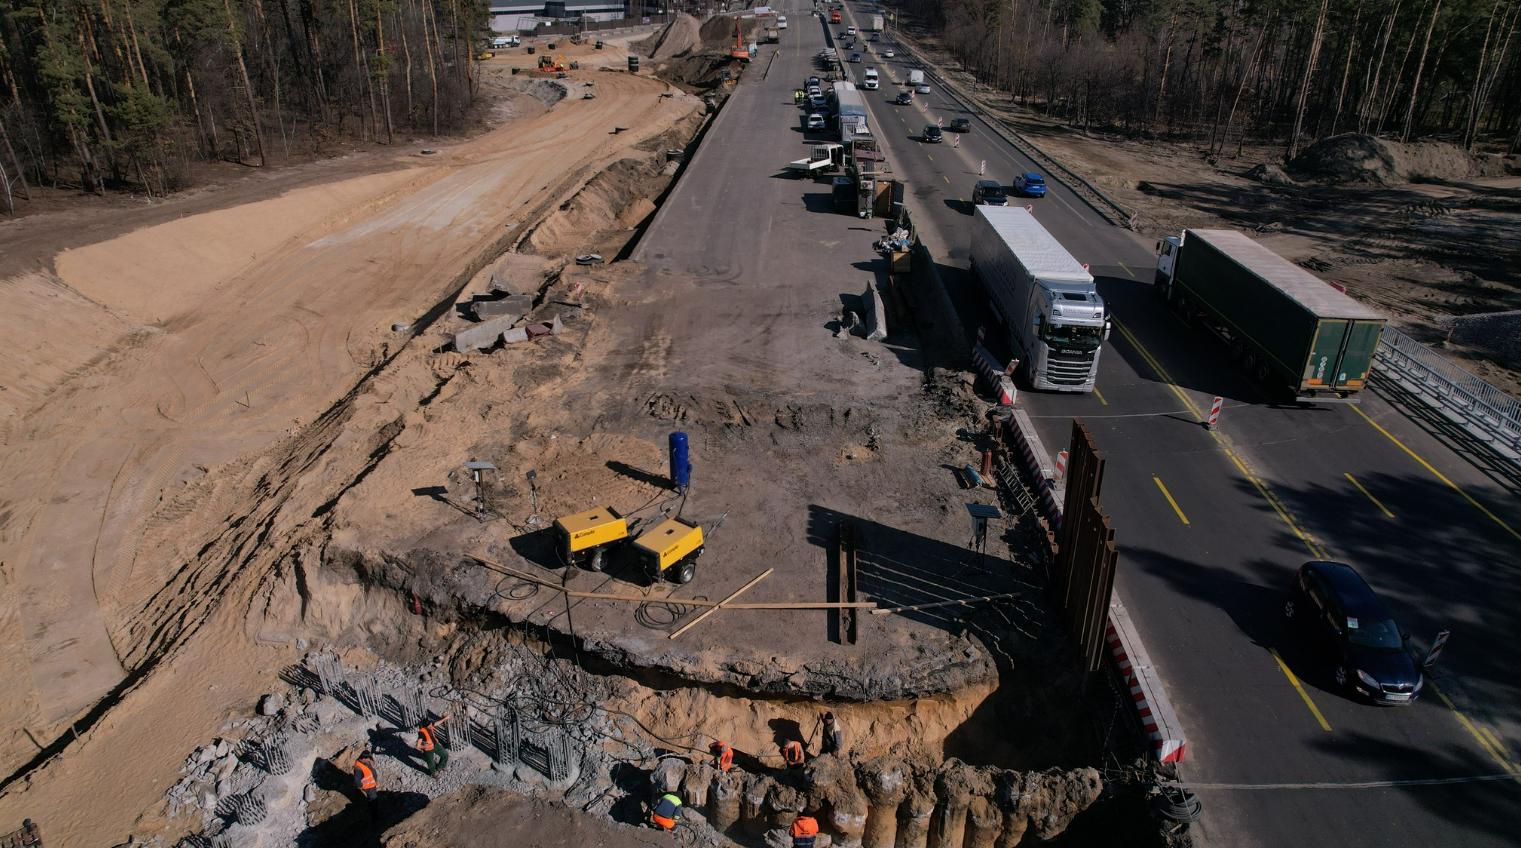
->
[[1104, 320, 1112, 340], [1155, 241, 1161, 253]]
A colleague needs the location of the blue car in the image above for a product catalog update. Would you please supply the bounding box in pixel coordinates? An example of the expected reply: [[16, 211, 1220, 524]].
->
[[1013, 172, 1047, 197]]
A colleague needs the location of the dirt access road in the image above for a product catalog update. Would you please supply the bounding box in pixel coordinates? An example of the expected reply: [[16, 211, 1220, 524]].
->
[[0, 66, 698, 820]]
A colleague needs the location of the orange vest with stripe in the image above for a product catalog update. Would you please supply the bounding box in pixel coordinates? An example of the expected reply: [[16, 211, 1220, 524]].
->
[[714, 743, 733, 771], [417, 725, 436, 752], [354, 760, 377, 790], [782, 741, 804, 765]]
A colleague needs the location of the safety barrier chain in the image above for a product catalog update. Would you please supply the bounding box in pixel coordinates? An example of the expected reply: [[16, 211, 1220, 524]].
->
[[1374, 326, 1521, 460]]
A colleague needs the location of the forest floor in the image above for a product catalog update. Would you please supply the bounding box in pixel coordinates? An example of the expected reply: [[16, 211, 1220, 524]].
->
[[896, 24, 1521, 399]]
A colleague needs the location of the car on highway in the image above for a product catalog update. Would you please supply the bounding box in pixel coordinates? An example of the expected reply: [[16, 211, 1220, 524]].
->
[[883, 49, 895, 57], [914, 81, 931, 94], [850, 53, 862, 63], [1285, 561, 1423, 705], [893, 91, 913, 105], [1012, 172, 1047, 197], [847, 25, 856, 35], [948, 117, 972, 132], [809, 94, 828, 110], [806, 113, 826, 131], [972, 179, 1007, 206], [922, 125, 943, 143]]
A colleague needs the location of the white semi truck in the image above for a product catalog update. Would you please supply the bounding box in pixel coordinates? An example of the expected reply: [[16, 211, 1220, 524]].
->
[[970, 206, 1109, 392]]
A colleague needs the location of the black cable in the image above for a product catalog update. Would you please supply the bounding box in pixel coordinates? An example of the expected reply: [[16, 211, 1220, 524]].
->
[[1149, 786, 1203, 823]]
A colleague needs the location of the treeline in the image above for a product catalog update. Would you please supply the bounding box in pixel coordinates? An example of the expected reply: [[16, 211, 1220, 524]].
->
[[0, 0, 490, 208], [899, 0, 1521, 156]]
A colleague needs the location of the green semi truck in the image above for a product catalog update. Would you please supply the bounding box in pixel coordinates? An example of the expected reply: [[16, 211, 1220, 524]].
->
[[1155, 229, 1386, 403]]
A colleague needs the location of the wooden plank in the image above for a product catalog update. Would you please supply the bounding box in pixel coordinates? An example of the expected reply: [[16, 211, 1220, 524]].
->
[[668, 568, 773, 639], [467, 554, 874, 609]]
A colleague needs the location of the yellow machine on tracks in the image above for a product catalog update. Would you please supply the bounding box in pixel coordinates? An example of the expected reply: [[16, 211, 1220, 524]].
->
[[633, 517, 705, 584], [554, 507, 629, 571]]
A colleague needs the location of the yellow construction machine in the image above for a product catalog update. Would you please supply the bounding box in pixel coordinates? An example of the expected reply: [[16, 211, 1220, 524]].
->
[[554, 507, 629, 571], [537, 54, 568, 72], [633, 517, 705, 584]]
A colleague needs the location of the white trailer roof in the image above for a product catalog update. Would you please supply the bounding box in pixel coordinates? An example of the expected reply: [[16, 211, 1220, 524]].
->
[[976, 207, 1093, 283], [1187, 230, 1384, 320]]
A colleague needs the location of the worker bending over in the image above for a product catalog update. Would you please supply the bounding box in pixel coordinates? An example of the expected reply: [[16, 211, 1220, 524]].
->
[[791, 814, 820, 848], [650, 792, 683, 831], [782, 739, 806, 768], [710, 740, 734, 772]]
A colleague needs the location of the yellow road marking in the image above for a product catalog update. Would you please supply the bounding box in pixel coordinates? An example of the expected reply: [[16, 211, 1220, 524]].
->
[[1093, 387, 1109, 406], [943, 175, 950, 184], [1351, 405, 1521, 543], [926, 154, 933, 161], [1118, 261, 1135, 278], [1154, 476, 1190, 524], [1113, 317, 1329, 558], [1271, 648, 1333, 731], [1344, 473, 1394, 518], [1432, 683, 1521, 781]]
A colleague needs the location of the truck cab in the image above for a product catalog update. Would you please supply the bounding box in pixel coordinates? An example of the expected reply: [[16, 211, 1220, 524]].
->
[[1155, 235, 1182, 293], [862, 68, 879, 89]]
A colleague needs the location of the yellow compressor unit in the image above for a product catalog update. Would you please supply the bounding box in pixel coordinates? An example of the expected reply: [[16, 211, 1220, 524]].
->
[[554, 507, 629, 571], [633, 517, 705, 584]]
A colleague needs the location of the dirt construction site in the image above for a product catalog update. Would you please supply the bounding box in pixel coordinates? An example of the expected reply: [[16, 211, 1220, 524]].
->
[[0, 18, 1140, 848]]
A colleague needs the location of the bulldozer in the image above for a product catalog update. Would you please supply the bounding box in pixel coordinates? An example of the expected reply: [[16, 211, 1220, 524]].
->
[[537, 54, 568, 72], [553, 507, 629, 571], [633, 517, 705, 584]]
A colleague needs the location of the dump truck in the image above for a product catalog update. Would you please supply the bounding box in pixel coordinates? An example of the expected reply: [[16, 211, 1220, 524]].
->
[[634, 517, 705, 584], [831, 9, 842, 23], [763, 26, 780, 43], [971, 206, 1107, 392], [554, 507, 628, 571], [1155, 230, 1386, 402]]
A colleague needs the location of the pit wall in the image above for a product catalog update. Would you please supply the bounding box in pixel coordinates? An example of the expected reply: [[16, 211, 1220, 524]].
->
[[649, 751, 1102, 848]]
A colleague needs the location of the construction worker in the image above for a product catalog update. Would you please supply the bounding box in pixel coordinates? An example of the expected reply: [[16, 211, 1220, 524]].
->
[[710, 740, 734, 772], [790, 814, 820, 848], [781, 739, 806, 769], [650, 792, 683, 831], [353, 749, 379, 820], [416, 714, 451, 776], [820, 711, 846, 757]]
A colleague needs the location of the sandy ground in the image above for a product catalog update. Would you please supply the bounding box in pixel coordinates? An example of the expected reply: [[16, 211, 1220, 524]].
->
[[0, 66, 701, 845]]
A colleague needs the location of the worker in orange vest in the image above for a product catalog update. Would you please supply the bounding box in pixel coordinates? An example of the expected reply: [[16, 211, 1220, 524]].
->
[[353, 749, 379, 820], [416, 714, 451, 776], [781, 739, 806, 768], [790, 814, 820, 848], [709, 740, 734, 771], [650, 792, 683, 831]]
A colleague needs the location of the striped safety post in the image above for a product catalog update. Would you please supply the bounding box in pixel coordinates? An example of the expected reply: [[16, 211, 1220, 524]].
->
[[1423, 630, 1450, 668], [1055, 450, 1068, 482], [977, 326, 986, 345], [937, 115, 943, 127], [1207, 396, 1223, 430]]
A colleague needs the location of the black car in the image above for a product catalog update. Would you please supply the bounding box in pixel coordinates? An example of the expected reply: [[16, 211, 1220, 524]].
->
[[922, 125, 943, 143], [1285, 561, 1423, 705], [893, 91, 913, 105], [948, 117, 972, 132]]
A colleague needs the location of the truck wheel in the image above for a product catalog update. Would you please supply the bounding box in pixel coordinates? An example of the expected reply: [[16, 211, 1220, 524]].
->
[[676, 559, 696, 584], [1242, 349, 1258, 372], [1229, 338, 1244, 360], [1253, 360, 1271, 382]]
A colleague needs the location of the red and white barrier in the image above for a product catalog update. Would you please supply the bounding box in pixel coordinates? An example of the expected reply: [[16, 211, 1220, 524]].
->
[[1005, 407, 1062, 530], [1207, 396, 1223, 429], [1423, 630, 1450, 668], [972, 343, 1018, 406], [1107, 599, 1188, 764], [1055, 450, 1068, 482]]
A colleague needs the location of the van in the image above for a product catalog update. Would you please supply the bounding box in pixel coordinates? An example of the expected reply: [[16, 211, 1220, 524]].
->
[[862, 68, 878, 90], [778, 15, 788, 28], [972, 179, 1008, 206]]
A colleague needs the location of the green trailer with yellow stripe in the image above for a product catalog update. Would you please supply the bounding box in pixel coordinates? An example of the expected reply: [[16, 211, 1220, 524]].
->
[[1155, 229, 1386, 403]]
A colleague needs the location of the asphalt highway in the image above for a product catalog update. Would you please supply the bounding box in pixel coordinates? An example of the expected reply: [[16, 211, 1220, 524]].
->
[[644, 2, 1521, 844], [823, 2, 1521, 845]]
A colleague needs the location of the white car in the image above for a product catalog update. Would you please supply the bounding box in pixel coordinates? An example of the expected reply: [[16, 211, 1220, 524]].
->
[[846, 26, 856, 35], [806, 114, 826, 131], [883, 49, 895, 58], [915, 82, 931, 94]]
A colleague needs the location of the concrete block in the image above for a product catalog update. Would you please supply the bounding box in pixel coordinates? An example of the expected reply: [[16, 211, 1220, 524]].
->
[[864, 281, 887, 342], [501, 327, 530, 344], [451, 312, 521, 351], [471, 294, 532, 320]]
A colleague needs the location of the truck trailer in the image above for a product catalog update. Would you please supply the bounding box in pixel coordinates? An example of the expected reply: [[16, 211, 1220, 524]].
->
[[832, 81, 869, 140], [1155, 229, 1386, 403], [971, 207, 1107, 392], [870, 14, 884, 31]]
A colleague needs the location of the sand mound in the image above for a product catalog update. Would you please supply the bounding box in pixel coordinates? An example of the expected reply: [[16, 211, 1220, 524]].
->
[[507, 77, 568, 107], [635, 12, 702, 60], [700, 14, 762, 47], [1290, 134, 1508, 186]]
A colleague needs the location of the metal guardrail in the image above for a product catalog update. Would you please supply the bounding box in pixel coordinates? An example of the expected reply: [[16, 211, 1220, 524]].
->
[[1374, 326, 1521, 458]]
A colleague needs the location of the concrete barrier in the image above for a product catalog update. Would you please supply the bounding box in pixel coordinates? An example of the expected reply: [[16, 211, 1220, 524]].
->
[[451, 312, 523, 351], [865, 281, 888, 341]]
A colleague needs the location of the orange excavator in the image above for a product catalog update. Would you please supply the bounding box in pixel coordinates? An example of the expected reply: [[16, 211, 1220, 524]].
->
[[537, 54, 568, 72], [731, 21, 751, 60]]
